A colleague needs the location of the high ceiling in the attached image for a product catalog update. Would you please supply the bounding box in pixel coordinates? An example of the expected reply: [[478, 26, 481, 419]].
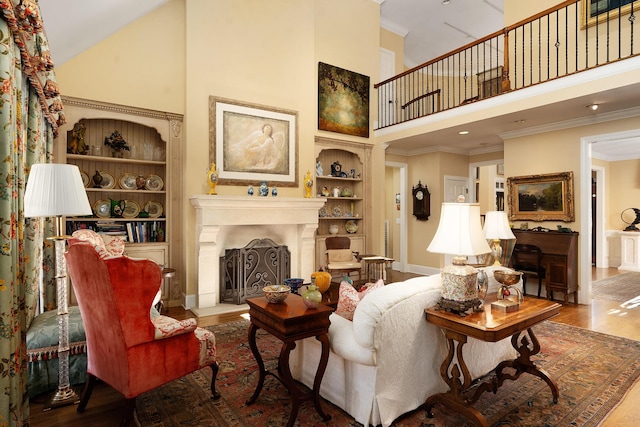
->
[[38, 0, 640, 159], [380, 0, 504, 68]]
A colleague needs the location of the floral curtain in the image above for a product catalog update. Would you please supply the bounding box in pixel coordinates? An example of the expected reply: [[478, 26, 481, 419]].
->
[[0, 1, 65, 425]]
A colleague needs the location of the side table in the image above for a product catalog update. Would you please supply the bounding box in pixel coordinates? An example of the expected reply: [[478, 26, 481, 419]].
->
[[246, 294, 333, 427], [424, 296, 561, 426]]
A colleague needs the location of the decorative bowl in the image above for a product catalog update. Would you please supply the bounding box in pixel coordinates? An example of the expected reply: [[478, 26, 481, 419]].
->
[[262, 285, 291, 303], [493, 269, 523, 286], [284, 278, 304, 294]]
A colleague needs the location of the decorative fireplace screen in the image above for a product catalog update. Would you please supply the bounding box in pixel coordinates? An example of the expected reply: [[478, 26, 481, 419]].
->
[[219, 238, 291, 304]]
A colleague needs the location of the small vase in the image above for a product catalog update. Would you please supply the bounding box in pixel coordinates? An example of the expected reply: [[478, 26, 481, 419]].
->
[[477, 269, 488, 304], [302, 284, 322, 308]]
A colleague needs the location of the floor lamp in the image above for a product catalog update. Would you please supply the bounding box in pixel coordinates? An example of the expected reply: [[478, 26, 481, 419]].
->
[[24, 163, 92, 409]]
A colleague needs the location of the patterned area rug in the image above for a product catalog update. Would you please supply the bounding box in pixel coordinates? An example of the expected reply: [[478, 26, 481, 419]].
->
[[135, 319, 640, 427], [591, 272, 640, 302]]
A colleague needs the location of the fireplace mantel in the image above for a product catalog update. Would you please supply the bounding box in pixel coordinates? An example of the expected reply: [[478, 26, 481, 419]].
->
[[190, 195, 326, 316]]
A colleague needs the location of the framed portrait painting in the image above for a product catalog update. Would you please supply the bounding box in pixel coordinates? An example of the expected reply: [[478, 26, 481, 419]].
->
[[318, 62, 370, 138], [507, 172, 575, 222], [209, 96, 298, 186]]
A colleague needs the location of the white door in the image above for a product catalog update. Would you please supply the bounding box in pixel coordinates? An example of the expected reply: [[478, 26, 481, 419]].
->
[[444, 175, 470, 202]]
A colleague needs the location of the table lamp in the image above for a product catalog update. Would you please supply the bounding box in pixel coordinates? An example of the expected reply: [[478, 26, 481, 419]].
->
[[427, 197, 491, 314], [24, 163, 92, 409], [483, 211, 515, 266]]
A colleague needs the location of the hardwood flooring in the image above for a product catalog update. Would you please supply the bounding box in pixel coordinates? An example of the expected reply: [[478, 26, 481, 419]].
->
[[29, 268, 639, 426]]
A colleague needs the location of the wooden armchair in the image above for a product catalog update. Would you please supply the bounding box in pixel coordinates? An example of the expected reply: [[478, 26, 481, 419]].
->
[[325, 236, 362, 282], [65, 241, 220, 426]]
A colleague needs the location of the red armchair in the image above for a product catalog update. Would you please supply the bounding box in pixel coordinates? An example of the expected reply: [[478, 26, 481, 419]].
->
[[65, 241, 219, 426]]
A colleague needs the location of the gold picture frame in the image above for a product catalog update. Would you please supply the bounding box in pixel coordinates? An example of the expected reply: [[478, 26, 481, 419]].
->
[[581, 0, 640, 28], [507, 172, 575, 222], [209, 96, 298, 187]]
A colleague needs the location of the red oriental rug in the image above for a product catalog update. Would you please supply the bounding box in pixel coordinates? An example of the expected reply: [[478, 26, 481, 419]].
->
[[135, 319, 640, 426]]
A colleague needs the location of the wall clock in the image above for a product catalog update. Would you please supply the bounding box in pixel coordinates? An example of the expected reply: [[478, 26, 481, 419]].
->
[[412, 181, 431, 220]]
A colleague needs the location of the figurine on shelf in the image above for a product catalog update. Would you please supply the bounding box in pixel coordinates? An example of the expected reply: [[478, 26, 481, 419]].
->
[[316, 161, 323, 176], [67, 122, 88, 155], [207, 163, 218, 195], [304, 170, 313, 198], [92, 170, 103, 188], [259, 181, 269, 196], [271, 185, 278, 196]]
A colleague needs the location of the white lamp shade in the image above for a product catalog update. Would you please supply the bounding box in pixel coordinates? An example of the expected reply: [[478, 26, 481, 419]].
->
[[427, 202, 491, 256], [483, 211, 516, 240], [24, 164, 92, 218]]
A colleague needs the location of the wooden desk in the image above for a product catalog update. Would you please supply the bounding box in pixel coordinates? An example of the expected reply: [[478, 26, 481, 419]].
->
[[425, 296, 561, 426], [246, 295, 333, 427], [512, 230, 579, 303]]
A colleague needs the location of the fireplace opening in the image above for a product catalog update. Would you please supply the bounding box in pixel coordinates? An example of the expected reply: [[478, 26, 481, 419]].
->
[[219, 238, 291, 304]]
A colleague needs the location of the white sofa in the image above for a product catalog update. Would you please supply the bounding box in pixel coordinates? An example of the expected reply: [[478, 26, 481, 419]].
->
[[290, 267, 522, 427]]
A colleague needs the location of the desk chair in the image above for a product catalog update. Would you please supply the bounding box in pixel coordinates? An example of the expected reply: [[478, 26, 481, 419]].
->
[[511, 244, 546, 297], [325, 236, 361, 282]]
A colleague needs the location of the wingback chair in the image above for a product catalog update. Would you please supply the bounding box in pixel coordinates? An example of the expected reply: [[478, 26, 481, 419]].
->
[[65, 237, 220, 426]]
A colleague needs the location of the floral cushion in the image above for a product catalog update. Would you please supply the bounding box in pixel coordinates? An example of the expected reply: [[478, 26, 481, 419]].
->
[[68, 229, 125, 258], [335, 279, 384, 321], [195, 327, 217, 366], [150, 315, 197, 340]]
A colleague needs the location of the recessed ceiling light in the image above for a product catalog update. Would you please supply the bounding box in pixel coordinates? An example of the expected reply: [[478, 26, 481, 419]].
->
[[459, 130, 469, 135], [587, 104, 599, 110], [514, 119, 526, 124]]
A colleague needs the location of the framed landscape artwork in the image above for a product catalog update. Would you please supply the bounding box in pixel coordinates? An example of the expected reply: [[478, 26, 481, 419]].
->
[[582, 0, 639, 28], [209, 96, 298, 186], [507, 171, 575, 222], [318, 62, 370, 138]]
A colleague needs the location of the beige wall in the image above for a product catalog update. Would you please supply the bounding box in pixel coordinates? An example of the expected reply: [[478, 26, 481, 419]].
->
[[504, 0, 563, 25], [607, 159, 640, 231], [55, 0, 185, 114], [54, 0, 384, 299]]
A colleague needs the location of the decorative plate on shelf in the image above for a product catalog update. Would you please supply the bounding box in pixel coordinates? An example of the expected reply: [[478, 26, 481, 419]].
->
[[99, 172, 116, 189], [345, 220, 358, 234], [93, 200, 111, 218], [119, 173, 137, 190], [145, 174, 164, 191], [80, 171, 90, 188], [318, 207, 328, 218], [122, 200, 141, 219], [332, 205, 342, 217], [144, 201, 163, 218]]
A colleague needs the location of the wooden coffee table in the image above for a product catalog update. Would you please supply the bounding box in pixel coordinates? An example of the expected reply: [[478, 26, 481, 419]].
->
[[246, 294, 333, 427], [424, 296, 561, 427]]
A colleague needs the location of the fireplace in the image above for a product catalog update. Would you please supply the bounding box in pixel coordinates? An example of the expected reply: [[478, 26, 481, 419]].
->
[[190, 196, 325, 316]]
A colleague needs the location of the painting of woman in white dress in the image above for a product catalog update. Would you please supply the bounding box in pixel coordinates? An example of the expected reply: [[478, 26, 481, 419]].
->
[[223, 112, 289, 175], [211, 96, 298, 186]]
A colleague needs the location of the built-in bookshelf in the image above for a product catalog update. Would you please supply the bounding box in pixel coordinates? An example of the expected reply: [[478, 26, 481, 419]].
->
[[56, 97, 184, 307], [314, 137, 372, 270]]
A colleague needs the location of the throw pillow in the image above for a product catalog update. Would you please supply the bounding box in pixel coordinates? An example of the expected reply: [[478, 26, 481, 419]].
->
[[68, 229, 125, 258], [336, 279, 384, 321]]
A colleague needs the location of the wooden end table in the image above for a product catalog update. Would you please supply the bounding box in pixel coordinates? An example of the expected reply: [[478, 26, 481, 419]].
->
[[424, 296, 561, 427], [246, 294, 333, 427]]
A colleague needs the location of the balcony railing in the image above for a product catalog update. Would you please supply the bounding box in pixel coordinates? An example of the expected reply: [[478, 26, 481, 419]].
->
[[375, 0, 639, 129]]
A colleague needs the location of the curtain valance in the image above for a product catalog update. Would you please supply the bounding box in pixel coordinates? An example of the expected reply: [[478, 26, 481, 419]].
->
[[0, 0, 64, 135]]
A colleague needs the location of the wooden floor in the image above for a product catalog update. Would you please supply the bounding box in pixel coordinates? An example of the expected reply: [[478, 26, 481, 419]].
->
[[29, 268, 639, 426]]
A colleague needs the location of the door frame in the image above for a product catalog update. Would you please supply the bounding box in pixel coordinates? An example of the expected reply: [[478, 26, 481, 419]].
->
[[385, 161, 408, 272]]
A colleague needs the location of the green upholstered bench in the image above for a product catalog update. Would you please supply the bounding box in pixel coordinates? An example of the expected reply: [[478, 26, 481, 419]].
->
[[26, 306, 87, 398]]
